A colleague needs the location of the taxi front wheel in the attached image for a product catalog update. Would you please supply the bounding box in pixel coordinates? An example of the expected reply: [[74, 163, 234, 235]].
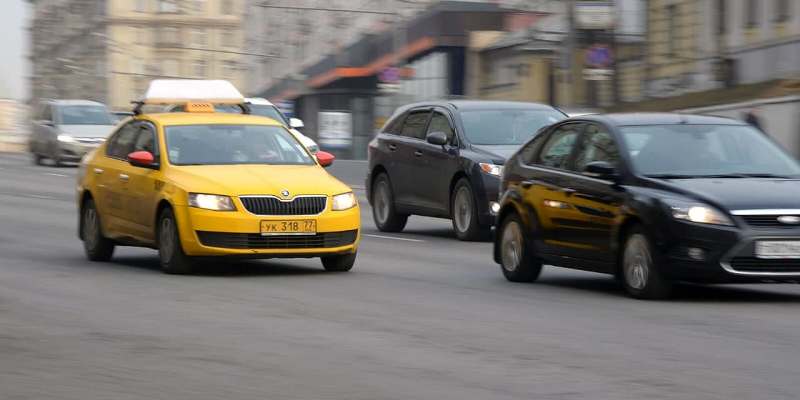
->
[[321, 252, 356, 272], [82, 198, 115, 262], [158, 208, 194, 275]]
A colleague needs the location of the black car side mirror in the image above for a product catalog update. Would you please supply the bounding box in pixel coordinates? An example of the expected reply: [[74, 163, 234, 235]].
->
[[583, 161, 618, 180], [426, 131, 448, 146]]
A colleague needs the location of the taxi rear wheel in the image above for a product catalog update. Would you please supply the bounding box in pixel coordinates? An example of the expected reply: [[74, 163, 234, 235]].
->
[[82, 199, 115, 262], [321, 252, 356, 272], [158, 208, 194, 275]]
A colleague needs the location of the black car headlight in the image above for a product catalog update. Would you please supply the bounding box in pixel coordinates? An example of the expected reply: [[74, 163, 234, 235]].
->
[[663, 198, 733, 226]]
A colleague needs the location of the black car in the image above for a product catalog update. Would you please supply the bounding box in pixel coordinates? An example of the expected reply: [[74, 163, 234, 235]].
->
[[367, 101, 566, 240], [494, 113, 800, 299]]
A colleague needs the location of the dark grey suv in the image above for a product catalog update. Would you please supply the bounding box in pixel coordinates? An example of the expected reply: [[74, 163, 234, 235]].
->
[[367, 101, 565, 240]]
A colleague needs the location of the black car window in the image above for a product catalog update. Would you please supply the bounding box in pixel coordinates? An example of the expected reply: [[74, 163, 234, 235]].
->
[[400, 110, 431, 140], [519, 129, 549, 165], [106, 122, 139, 159], [383, 113, 406, 135], [426, 111, 455, 142], [132, 124, 158, 156], [574, 124, 620, 172], [537, 124, 582, 170]]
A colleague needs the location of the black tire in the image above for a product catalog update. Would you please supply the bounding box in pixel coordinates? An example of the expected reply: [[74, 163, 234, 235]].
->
[[50, 143, 63, 167], [451, 178, 488, 241], [321, 252, 357, 272], [157, 208, 194, 275], [32, 152, 43, 166], [371, 173, 408, 232], [81, 198, 115, 262], [498, 213, 542, 282], [621, 225, 673, 300]]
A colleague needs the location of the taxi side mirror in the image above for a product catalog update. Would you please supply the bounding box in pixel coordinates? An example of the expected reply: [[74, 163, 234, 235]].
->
[[316, 151, 335, 168], [128, 151, 158, 169]]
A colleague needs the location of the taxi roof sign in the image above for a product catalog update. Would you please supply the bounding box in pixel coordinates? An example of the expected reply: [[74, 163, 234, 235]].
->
[[142, 80, 244, 105]]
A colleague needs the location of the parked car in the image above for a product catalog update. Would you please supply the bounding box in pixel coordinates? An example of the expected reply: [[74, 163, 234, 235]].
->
[[29, 100, 117, 166], [367, 101, 566, 240], [78, 80, 359, 274], [165, 98, 318, 153], [494, 113, 800, 299]]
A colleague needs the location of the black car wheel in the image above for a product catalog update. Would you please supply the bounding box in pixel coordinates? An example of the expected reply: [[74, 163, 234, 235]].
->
[[499, 213, 542, 282], [321, 252, 357, 272], [32, 152, 44, 166], [621, 226, 673, 299], [81, 199, 115, 262], [451, 178, 487, 241], [371, 173, 408, 232], [158, 208, 194, 275]]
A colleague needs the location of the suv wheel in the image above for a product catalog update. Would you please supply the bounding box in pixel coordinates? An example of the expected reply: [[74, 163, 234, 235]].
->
[[621, 226, 673, 299], [499, 213, 542, 282], [451, 178, 487, 241], [371, 173, 408, 232], [158, 208, 194, 275], [81, 199, 115, 261]]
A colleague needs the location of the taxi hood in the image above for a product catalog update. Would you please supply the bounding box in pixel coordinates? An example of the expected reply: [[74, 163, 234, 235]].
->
[[166, 164, 351, 197]]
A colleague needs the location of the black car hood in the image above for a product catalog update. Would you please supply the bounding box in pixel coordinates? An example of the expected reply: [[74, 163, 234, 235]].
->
[[654, 178, 800, 211], [470, 145, 519, 161]]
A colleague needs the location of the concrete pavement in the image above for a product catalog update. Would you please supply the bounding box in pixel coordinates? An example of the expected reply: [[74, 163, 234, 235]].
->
[[1, 153, 800, 400]]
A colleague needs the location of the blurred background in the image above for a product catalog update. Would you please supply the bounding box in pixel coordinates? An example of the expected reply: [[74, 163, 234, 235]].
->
[[2, 0, 799, 158]]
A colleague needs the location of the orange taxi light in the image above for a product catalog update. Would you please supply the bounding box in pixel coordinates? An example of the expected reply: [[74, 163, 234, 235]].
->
[[185, 102, 215, 113]]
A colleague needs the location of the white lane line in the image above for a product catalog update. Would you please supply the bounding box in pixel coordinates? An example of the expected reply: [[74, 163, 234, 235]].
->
[[364, 234, 425, 243], [27, 194, 55, 200], [44, 173, 69, 177]]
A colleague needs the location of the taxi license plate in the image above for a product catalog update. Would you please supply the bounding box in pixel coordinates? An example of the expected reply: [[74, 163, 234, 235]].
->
[[260, 220, 317, 236], [755, 241, 800, 259]]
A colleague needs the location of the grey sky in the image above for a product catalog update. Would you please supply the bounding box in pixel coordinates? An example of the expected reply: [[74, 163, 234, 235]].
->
[[0, 0, 28, 101]]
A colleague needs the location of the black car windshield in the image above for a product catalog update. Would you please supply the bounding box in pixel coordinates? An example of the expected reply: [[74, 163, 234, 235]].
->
[[460, 109, 565, 145], [58, 105, 114, 125], [165, 124, 314, 166], [621, 124, 800, 177]]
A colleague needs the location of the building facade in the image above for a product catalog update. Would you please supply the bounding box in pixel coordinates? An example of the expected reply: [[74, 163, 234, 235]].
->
[[30, 0, 248, 110]]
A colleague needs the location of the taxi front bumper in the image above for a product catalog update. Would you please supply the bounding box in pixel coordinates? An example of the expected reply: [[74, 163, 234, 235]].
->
[[174, 204, 360, 257]]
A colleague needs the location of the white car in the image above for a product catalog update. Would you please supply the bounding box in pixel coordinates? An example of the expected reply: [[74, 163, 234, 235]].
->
[[244, 98, 319, 154]]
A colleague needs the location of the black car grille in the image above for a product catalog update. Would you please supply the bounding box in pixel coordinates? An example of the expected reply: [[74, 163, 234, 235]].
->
[[240, 196, 327, 216], [729, 257, 800, 273], [197, 230, 358, 250], [740, 215, 800, 228]]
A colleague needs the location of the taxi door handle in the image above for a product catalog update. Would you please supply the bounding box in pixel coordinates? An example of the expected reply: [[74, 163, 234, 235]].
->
[[561, 187, 576, 196], [119, 174, 129, 182], [93, 168, 104, 175], [388, 144, 398, 152], [521, 180, 535, 189]]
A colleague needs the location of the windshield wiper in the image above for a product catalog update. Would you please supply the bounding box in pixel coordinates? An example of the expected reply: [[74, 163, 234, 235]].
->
[[644, 174, 704, 179], [722, 173, 795, 179]]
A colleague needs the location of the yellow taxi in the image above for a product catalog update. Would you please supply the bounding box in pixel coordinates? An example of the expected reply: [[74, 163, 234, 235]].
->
[[76, 80, 360, 274]]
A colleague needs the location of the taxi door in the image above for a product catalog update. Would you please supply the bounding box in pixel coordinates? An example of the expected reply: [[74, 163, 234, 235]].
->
[[119, 122, 163, 243], [94, 121, 139, 236]]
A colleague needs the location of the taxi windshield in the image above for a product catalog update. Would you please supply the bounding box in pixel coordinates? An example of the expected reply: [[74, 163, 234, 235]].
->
[[165, 124, 314, 166]]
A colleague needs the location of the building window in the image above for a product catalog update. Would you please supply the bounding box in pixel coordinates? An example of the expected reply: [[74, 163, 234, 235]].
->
[[717, 0, 726, 34], [162, 59, 179, 77], [745, 0, 759, 28], [220, 0, 233, 15], [159, 0, 178, 13], [134, 0, 147, 12], [191, 28, 207, 46], [193, 0, 206, 13], [222, 60, 237, 78], [192, 60, 207, 77], [775, 0, 791, 22], [666, 4, 677, 57], [160, 27, 179, 45], [221, 29, 235, 47]]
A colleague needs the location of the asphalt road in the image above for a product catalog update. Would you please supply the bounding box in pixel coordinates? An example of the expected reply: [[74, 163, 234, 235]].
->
[[2, 153, 800, 400]]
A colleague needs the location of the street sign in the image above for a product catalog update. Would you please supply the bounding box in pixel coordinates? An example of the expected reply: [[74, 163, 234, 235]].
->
[[583, 68, 613, 81], [318, 111, 353, 149], [575, 1, 615, 30], [585, 45, 613, 68]]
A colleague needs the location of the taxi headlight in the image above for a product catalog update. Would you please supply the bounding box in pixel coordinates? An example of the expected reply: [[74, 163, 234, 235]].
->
[[479, 163, 504, 177], [188, 193, 236, 211], [58, 134, 76, 143], [332, 192, 357, 211], [664, 199, 733, 226]]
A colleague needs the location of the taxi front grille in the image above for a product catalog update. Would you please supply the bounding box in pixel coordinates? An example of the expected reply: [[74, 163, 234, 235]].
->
[[196, 230, 358, 249], [729, 257, 800, 273], [240, 196, 327, 216]]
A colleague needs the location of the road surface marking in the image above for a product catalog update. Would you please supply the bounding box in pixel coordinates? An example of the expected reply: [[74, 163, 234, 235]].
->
[[26, 194, 55, 200], [45, 173, 69, 177], [364, 234, 425, 243]]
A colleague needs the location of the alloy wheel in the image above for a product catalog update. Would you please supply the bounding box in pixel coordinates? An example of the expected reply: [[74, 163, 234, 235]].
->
[[453, 186, 472, 234], [374, 180, 390, 225], [84, 207, 99, 249], [501, 220, 523, 272], [160, 217, 175, 262], [624, 234, 651, 290]]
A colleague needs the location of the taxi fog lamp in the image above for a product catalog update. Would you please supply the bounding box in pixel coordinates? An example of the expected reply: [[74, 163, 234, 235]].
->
[[687, 247, 706, 261], [332, 192, 357, 211], [188, 193, 236, 211]]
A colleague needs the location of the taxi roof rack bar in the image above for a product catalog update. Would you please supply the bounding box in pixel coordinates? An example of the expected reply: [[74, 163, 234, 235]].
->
[[130, 101, 250, 115]]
